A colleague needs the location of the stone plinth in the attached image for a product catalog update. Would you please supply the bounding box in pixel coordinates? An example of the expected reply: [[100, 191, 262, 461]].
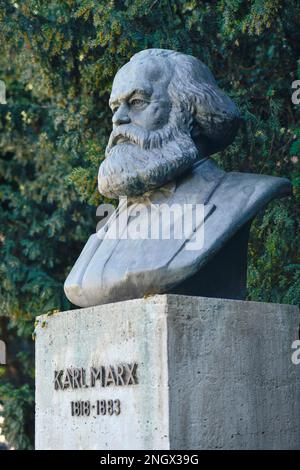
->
[[35, 295, 300, 450]]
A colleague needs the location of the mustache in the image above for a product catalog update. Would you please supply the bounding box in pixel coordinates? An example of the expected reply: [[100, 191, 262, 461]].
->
[[99, 124, 200, 199], [106, 123, 175, 155]]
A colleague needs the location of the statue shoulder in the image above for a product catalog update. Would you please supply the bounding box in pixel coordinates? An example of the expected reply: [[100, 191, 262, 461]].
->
[[222, 170, 292, 202], [205, 170, 292, 230], [188, 159, 291, 209]]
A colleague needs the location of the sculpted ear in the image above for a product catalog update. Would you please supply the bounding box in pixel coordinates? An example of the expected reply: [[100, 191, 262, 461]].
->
[[191, 120, 215, 157], [167, 53, 241, 156], [183, 84, 240, 156]]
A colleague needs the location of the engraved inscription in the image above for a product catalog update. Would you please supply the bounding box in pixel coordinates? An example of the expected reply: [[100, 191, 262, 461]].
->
[[54, 363, 138, 390], [70, 399, 121, 417]]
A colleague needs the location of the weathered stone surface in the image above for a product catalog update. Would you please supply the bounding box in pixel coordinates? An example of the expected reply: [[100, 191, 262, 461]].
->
[[35, 295, 300, 450]]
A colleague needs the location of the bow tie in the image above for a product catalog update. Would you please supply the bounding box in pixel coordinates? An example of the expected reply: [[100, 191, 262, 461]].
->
[[127, 181, 177, 207]]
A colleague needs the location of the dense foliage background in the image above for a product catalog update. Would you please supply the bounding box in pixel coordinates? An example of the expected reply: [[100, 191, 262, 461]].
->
[[0, 0, 299, 449]]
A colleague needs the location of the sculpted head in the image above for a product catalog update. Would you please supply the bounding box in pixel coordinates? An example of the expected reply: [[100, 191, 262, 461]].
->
[[98, 49, 240, 199]]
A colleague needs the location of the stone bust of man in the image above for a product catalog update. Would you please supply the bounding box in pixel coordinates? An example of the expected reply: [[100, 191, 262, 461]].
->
[[64, 49, 291, 308]]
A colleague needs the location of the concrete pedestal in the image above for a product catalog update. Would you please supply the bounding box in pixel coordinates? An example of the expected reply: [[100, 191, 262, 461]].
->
[[35, 295, 300, 450]]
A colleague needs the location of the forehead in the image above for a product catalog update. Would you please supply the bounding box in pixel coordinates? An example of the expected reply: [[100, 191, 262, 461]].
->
[[110, 57, 172, 105]]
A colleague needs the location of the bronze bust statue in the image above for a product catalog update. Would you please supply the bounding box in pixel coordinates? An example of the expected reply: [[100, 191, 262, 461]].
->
[[64, 49, 291, 307]]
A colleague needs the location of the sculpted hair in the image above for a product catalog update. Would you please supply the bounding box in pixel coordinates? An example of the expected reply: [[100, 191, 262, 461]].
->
[[130, 49, 240, 155]]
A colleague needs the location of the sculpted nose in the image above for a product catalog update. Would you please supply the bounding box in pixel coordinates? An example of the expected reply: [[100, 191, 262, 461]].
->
[[112, 104, 131, 126]]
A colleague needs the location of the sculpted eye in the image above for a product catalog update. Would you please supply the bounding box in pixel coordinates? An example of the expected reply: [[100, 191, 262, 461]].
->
[[112, 106, 119, 115], [130, 98, 146, 108]]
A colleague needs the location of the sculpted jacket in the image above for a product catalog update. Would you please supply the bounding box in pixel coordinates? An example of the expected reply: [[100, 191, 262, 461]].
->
[[64, 158, 291, 307]]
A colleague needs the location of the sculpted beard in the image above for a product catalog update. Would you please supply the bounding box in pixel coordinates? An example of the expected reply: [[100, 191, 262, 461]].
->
[[98, 110, 200, 199]]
